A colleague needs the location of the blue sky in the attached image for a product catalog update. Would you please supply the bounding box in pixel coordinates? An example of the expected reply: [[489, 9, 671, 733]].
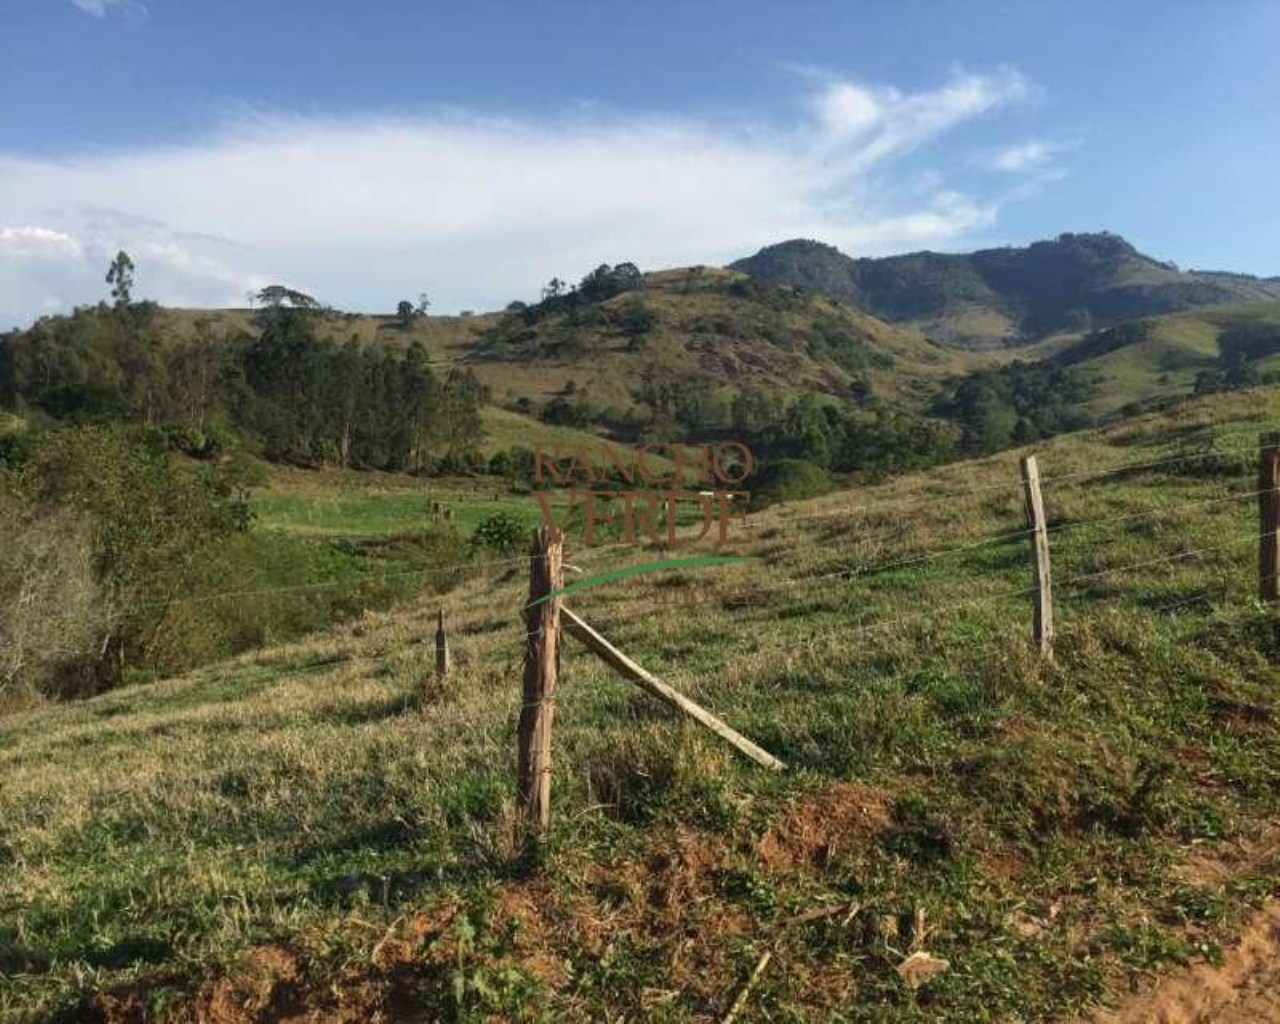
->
[[1, 0, 1277, 327]]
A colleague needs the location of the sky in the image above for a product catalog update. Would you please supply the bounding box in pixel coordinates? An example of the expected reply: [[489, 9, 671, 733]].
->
[[1, 0, 1278, 328]]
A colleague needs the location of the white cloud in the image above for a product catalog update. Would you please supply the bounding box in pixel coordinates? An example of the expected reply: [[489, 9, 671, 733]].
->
[[70, 0, 147, 18], [813, 69, 1028, 170], [839, 192, 997, 251], [0, 69, 1041, 328], [0, 227, 84, 259], [990, 140, 1066, 173]]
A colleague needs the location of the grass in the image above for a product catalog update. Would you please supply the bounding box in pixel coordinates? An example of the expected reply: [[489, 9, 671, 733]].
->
[[1, 386, 1279, 1021], [1061, 301, 1280, 417], [113, 466, 556, 686], [479, 406, 636, 458], [251, 479, 540, 538]]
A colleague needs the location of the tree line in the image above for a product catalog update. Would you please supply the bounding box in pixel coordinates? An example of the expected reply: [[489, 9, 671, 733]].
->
[[0, 297, 487, 472]]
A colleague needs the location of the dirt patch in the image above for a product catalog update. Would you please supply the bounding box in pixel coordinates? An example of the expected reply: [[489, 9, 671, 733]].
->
[[87, 987, 149, 1024], [757, 780, 892, 872], [185, 946, 308, 1024], [488, 878, 576, 986], [1170, 822, 1280, 888], [369, 902, 458, 970], [1082, 900, 1280, 1024]]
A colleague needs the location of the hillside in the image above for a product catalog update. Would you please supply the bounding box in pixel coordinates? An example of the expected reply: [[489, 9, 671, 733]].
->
[[1040, 301, 1280, 417], [6, 267, 980, 424], [731, 233, 1280, 349], [2, 386, 1278, 1021], [261, 266, 974, 412]]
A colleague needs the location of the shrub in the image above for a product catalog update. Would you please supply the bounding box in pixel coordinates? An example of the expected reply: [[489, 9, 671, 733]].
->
[[615, 300, 659, 345], [748, 458, 835, 509], [0, 493, 113, 705], [13, 425, 251, 689], [471, 510, 527, 556]]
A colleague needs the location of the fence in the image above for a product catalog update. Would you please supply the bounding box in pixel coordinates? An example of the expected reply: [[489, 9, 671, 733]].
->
[[445, 431, 1280, 838], [98, 426, 1280, 841]]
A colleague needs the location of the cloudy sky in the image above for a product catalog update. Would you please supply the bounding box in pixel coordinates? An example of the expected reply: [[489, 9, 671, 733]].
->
[[2, 0, 1277, 328]]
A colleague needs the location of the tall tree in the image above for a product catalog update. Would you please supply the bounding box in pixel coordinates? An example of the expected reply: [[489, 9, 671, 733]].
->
[[106, 251, 135, 308]]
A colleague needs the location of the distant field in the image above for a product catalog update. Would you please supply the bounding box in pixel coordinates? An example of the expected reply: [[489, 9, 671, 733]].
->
[[1051, 301, 1280, 417], [252, 483, 542, 538], [479, 406, 638, 458]]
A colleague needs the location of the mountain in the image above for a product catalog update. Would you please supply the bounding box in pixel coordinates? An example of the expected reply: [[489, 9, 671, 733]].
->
[[730, 232, 1280, 349]]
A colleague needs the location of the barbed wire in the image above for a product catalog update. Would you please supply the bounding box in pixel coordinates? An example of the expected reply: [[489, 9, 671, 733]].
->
[[794, 438, 1267, 526]]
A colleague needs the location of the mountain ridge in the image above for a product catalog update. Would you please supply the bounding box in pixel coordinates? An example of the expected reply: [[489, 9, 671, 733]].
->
[[730, 232, 1280, 349]]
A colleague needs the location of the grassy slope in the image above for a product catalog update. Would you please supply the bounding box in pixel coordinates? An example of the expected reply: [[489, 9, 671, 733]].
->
[[2, 387, 1279, 1022], [250, 465, 543, 539], [1050, 302, 1280, 418], [478, 406, 628, 458], [458, 268, 980, 411]]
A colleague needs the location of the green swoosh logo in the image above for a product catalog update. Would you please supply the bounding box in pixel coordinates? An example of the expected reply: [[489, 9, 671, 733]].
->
[[526, 554, 754, 608]]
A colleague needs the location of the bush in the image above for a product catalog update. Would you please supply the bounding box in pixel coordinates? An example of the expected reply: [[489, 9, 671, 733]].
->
[[487, 450, 514, 478], [0, 492, 113, 705], [748, 458, 835, 510], [12, 425, 251, 689], [616, 300, 659, 345], [0, 414, 34, 466], [471, 510, 527, 556]]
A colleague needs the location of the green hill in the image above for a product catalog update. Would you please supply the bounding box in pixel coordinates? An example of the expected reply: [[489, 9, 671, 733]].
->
[[1045, 301, 1280, 417], [446, 266, 976, 414], [3, 385, 1278, 1021], [731, 233, 1280, 349]]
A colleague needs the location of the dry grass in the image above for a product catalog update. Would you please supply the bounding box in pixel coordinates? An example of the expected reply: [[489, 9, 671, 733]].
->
[[2, 386, 1280, 1021]]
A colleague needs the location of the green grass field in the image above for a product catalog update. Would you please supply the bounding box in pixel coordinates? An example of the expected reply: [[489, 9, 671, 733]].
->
[[1060, 302, 1280, 417], [252, 483, 540, 538], [2, 387, 1279, 1022]]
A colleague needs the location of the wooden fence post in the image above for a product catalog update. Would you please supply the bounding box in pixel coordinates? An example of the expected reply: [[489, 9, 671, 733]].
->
[[561, 606, 786, 771], [517, 526, 564, 836], [1020, 454, 1054, 658], [434, 609, 450, 678], [1261, 432, 1280, 603]]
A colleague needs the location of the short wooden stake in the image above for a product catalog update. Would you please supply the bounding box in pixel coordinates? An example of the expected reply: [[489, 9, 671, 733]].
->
[[517, 526, 564, 835], [562, 606, 785, 771], [1261, 432, 1280, 603], [721, 949, 772, 1024], [1019, 454, 1054, 658], [434, 609, 450, 678]]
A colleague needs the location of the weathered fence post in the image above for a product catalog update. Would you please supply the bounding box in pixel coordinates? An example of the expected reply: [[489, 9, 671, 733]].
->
[[561, 606, 786, 770], [434, 609, 450, 678], [1261, 432, 1280, 603], [517, 526, 564, 836], [1020, 454, 1054, 658]]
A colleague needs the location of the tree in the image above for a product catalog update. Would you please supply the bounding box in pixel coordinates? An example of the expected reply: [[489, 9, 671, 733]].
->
[[253, 286, 320, 331], [616, 300, 658, 347], [106, 251, 135, 308], [396, 300, 415, 328], [416, 293, 431, 316], [255, 285, 319, 310]]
